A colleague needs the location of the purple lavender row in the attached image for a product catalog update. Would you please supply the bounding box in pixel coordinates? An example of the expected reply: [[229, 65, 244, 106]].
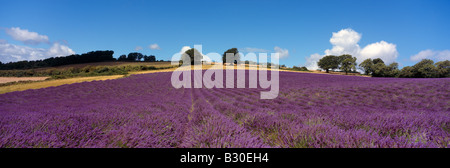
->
[[179, 87, 268, 148], [0, 70, 449, 148], [199, 70, 449, 147], [0, 73, 191, 147]]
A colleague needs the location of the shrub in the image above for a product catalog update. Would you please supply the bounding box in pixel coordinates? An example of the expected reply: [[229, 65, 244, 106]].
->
[[291, 66, 308, 71]]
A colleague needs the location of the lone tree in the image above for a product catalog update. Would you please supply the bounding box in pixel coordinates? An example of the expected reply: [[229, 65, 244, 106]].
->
[[317, 55, 339, 73], [338, 54, 357, 75], [359, 58, 374, 75], [127, 52, 143, 61], [137, 54, 144, 61], [143, 55, 156, 62], [182, 48, 203, 65], [222, 48, 239, 65], [118, 54, 127, 61]]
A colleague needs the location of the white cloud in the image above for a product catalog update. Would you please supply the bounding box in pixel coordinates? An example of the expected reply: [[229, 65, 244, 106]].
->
[[0, 42, 75, 63], [135, 46, 143, 51], [410, 49, 450, 62], [324, 28, 361, 58], [359, 41, 398, 64], [0, 43, 45, 62], [0, 27, 75, 63], [274, 46, 289, 59], [329, 28, 361, 47], [47, 42, 75, 57], [149, 43, 161, 50], [5, 27, 49, 45], [305, 53, 322, 70], [305, 28, 399, 69]]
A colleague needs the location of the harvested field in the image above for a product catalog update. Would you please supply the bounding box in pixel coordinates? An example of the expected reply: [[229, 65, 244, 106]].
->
[[0, 77, 49, 84]]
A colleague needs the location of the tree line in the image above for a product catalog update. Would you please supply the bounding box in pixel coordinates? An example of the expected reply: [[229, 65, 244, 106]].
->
[[117, 53, 157, 62], [0, 64, 175, 79], [179, 48, 241, 65], [0, 51, 115, 70], [318, 54, 450, 78], [318, 54, 357, 74], [181, 47, 276, 66], [0, 51, 161, 70], [360, 58, 449, 78], [180, 47, 308, 71]]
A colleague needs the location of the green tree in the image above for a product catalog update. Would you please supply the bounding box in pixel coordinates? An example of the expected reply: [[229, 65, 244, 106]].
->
[[371, 60, 399, 77], [399, 66, 415, 78], [435, 60, 450, 77], [118, 55, 127, 61], [386, 62, 400, 77], [222, 48, 239, 65], [0, 50, 114, 70], [339, 54, 357, 75], [127, 52, 143, 61], [373, 58, 384, 65], [359, 58, 374, 75], [143, 55, 156, 62], [317, 55, 339, 73], [137, 54, 144, 61], [292, 66, 308, 71], [182, 48, 203, 65], [371, 62, 388, 77], [412, 59, 439, 78]]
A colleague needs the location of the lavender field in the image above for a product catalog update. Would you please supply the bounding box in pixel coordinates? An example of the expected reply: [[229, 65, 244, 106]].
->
[[0, 70, 449, 148]]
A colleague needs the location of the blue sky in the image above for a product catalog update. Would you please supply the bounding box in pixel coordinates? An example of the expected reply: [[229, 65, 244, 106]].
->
[[1, 0, 449, 68]]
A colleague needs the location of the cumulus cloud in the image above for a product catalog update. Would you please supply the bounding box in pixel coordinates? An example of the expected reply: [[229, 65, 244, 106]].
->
[[359, 41, 398, 64], [135, 46, 143, 51], [149, 43, 161, 50], [0, 42, 75, 63], [410, 49, 450, 62], [305, 28, 399, 70], [0, 27, 76, 63], [47, 43, 75, 57], [274, 46, 289, 59], [305, 53, 322, 70], [0, 42, 45, 62], [5, 27, 49, 45], [325, 28, 361, 56]]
